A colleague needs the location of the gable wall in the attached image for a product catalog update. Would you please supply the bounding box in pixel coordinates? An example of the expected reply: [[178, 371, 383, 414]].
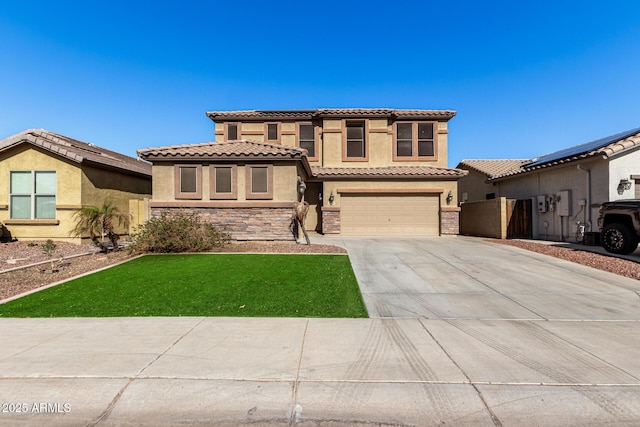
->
[[0, 145, 83, 242], [495, 158, 609, 239], [608, 147, 640, 200], [80, 164, 151, 235], [458, 168, 496, 202]]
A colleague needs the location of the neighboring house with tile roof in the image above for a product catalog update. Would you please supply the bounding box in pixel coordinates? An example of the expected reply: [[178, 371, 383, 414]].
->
[[0, 129, 152, 243], [457, 126, 640, 241], [456, 159, 529, 203], [139, 108, 467, 240]]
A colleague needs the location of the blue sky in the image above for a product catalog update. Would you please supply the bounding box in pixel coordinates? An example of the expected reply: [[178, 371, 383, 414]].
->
[[1, 1, 639, 167]]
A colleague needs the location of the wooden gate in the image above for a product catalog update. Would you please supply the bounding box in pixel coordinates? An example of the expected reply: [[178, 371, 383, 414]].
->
[[507, 199, 532, 239]]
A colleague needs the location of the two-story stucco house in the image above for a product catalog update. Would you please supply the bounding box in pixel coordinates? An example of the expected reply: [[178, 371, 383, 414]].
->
[[138, 108, 467, 240]]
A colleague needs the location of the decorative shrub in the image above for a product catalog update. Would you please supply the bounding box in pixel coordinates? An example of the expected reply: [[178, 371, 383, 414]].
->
[[41, 239, 57, 257], [130, 211, 230, 253]]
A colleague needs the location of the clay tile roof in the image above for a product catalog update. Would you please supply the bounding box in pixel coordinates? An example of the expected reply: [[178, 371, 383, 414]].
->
[[0, 129, 151, 177], [137, 139, 307, 161], [311, 166, 467, 179], [314, 108, 397, 118], [590, 130, 640, 158], [206, 110, 316, 121], [206, 108, 456, 121], [457, 159, 529, 179]]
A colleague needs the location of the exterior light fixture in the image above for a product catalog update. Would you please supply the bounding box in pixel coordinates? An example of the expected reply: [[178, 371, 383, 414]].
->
[[446, 190, 453, 204], [297, 177, 306, 195], [617, 179, 632, 195], [329, 191, 335, 206]]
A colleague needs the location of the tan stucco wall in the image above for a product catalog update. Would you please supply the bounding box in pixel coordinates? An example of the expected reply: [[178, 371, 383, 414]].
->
[[0, 145, 82, 242], [151, 164, 174, 201], [215, 118, 450, 169], [80, 164, 151, 235], [458, 169, 496, 202], [322, 132, 343, 167], [460, 198, 507, 239], [321, 179, 458, 209], [151, 161, 299, 202], [321, 119, 449, 168]]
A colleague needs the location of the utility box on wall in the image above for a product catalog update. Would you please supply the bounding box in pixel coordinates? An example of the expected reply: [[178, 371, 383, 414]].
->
[[556, 190, 571, 216], [537, 195, 548, 213]]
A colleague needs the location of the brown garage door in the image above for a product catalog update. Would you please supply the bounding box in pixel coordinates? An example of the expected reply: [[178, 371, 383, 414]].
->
[[341, 194, 440, 236]]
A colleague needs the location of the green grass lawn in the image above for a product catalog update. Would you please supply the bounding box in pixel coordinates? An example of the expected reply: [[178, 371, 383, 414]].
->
[[0, 254, 368, 318]]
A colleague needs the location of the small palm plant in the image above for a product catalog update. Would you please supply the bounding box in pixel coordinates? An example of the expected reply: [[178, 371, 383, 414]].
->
[[71, 200, 131, 250]]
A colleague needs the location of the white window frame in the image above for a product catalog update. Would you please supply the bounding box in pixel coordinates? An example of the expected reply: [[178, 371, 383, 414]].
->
[[9, 170, 57, 220]]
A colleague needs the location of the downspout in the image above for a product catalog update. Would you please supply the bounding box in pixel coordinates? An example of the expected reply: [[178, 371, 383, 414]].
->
[[577, 164, 592, 230]]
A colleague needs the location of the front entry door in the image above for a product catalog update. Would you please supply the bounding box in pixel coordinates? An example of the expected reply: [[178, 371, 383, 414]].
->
[[304, 182, 323, 233]]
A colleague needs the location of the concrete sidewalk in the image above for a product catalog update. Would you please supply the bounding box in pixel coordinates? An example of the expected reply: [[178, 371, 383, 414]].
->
[[1, 316, 639, 426]]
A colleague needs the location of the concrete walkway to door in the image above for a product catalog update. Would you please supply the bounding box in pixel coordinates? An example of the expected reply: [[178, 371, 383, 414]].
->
[[313, 235, 640, 319]]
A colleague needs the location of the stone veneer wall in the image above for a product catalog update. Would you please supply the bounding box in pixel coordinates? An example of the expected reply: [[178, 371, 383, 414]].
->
[[440, 207, 461, 235], [151, 207, 295, 241], [321, 207, 340, 234]]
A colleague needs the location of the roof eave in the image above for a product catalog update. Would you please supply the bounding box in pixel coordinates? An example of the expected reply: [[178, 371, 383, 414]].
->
[[83, 158, 152, 178], [488, 155, 605, 183], [206, 111, 316, 122], [139, 153, 304, 162], [0, 138, 85, 165], [206, 109, 458, 122], [315, 174, 464, 180]]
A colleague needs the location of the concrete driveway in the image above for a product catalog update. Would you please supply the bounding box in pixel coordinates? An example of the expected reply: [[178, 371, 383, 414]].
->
[[323, 235, 640, 319]]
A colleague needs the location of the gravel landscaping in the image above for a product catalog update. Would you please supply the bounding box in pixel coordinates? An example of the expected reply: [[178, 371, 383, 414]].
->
[[1, 237, 637, 302]]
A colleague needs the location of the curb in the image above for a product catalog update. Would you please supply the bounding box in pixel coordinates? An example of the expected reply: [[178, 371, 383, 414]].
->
[[1, 251, 101, 274]]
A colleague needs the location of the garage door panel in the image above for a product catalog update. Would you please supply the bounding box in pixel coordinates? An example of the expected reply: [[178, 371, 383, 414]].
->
[[341, 194, 440, 236]]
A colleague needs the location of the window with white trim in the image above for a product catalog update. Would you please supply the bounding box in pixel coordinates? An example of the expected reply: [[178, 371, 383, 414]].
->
[[10, 171, 56, 219]]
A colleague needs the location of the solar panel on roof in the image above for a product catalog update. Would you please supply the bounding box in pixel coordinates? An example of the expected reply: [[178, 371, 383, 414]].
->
[[524, 126, 640, 168]]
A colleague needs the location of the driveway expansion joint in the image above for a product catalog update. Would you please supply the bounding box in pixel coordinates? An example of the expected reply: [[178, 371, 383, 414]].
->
[[289, 319, 309, 426], [418, 318, 504, 426]]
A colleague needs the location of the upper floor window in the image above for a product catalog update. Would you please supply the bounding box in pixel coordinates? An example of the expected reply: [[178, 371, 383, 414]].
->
[[10, 171, 56, 219], [175, 165, 202, 199], [344, 121, 367, 160], [298, 123, 316, 159], [265, 123, 280, 143], [394, 122, 436, 160], [226, 123, 240, 140]]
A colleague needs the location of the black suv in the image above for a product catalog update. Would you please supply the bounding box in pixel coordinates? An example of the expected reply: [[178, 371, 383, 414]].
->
[[597, 199, 640, 254]]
